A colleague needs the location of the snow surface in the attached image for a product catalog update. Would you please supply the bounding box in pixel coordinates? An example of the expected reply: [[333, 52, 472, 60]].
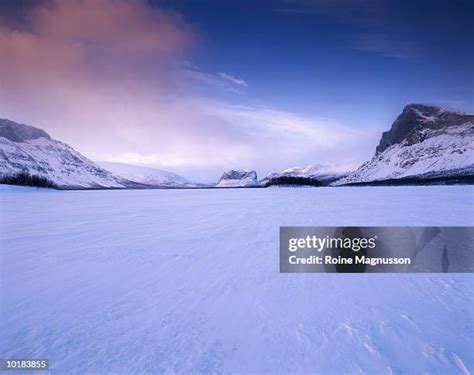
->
[[98, 162, 193, 187], [1, 185, 473, 374]]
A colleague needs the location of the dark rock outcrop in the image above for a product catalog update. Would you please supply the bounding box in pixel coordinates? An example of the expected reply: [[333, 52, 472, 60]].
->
[[216, 170, 259, 187], [376, 104, 474, 154], [0, 118, 51, 142]]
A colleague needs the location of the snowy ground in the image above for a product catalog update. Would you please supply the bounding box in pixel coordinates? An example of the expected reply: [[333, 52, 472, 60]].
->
[[0, 185, 473, 374]]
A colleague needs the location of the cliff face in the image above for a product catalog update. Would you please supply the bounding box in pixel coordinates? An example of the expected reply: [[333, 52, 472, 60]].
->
[[376, 104, 474, 154], [216, 170, 259, 187]]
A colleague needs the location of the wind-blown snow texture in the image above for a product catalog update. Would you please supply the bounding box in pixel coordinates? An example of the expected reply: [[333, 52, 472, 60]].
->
[[0, 119, 128, 188], [1, 186, 473, 374], [98, 162, 193, 187], [339, 104, 474, 184]]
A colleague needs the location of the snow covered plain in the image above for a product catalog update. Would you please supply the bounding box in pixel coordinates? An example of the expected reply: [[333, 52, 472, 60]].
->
[[0, 185, 473, 374]]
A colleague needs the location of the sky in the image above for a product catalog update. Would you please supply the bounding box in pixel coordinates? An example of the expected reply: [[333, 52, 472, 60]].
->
[[0, 0, 472, 182]]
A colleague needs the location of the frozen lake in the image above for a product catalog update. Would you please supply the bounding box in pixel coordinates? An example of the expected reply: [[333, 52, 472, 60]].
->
[[1, 185, 473, 373]]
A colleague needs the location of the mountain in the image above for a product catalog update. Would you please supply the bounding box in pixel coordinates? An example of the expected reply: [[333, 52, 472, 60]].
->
[[261, 164, 351, 186], [216, 170, 259, 187], [98, 162, 193, 187], [337, 104, 474, 185], [0, 118, 135, 189]]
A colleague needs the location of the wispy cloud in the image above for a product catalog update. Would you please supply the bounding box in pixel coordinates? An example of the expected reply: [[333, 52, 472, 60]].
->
[[104, 100, 377, 180], [218, 72, 248, 87], [181, 67, 248, 94]]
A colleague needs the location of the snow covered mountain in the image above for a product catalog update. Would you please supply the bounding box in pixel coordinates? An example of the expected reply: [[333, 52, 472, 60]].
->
[[0, 118, 135, 189], [216, 170, 259, 187], [98, 162, 193, 187], [338, 104, 474, 185], [262, 164, 351, 186]]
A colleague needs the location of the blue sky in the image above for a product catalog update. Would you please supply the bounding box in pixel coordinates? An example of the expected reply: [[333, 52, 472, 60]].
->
[[0, 0, 472, 181], [162, 0, 473, 122]]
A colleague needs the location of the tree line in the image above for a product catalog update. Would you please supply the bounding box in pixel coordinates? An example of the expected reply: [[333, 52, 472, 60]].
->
[[0, 172, 58, 188]]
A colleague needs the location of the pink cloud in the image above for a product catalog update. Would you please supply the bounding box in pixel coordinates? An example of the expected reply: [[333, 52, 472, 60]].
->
[[0, 0, 196, 150], [0, 0, 194, 94], [31, 0, 192, 56]]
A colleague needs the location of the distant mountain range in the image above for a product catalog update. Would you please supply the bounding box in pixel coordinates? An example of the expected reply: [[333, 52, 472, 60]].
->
[[1, 103, 472, 189], [98, 162, 193, 187], [261, 164, 350, 186], [223, 104, 473, 187]]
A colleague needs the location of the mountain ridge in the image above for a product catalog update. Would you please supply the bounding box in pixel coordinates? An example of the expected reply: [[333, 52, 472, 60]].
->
[[98, 162, 194, 187], [261, 164, 352, 186], [0, 118, 51, 142], [1, 103, 472, 189]]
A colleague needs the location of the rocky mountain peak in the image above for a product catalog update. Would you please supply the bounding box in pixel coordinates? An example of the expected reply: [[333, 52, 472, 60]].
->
[[219, 170, 257, 181], [0, 118, 51, 142], [216, 169, 259, 187], [375, 104, 474, 154]]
